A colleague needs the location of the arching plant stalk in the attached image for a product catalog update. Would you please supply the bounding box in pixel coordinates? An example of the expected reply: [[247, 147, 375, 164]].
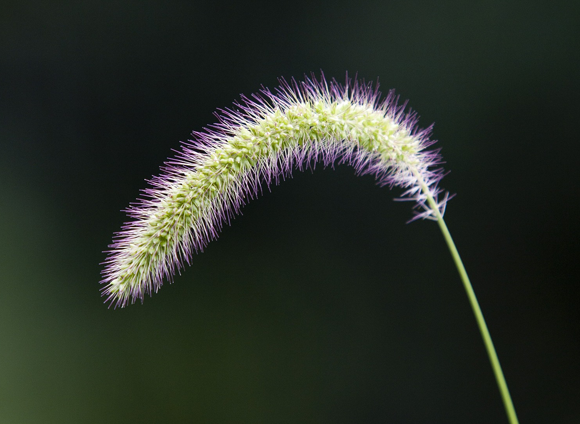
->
[[101, 73, 518, 423], [415, 169, 519, 424]]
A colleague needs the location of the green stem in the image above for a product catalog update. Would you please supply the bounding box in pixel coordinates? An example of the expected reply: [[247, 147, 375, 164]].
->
[[413, 170, 519, 424]]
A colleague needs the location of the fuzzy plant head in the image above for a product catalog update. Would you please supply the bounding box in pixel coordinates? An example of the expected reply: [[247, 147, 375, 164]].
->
[[101, 73, 450, 308]]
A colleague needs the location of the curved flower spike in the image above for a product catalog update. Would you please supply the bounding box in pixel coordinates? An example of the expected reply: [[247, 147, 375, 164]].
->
[[101, 73, 450, 308]]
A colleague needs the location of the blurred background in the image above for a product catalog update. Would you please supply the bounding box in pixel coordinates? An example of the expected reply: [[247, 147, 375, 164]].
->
[[1, 0, 579, 423]]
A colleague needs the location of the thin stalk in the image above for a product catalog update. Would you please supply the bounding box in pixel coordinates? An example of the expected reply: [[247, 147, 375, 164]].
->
[[413, 169, 519, 424]]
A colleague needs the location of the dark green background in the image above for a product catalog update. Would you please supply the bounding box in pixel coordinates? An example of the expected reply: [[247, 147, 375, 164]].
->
[[1, 0, 578, 423]]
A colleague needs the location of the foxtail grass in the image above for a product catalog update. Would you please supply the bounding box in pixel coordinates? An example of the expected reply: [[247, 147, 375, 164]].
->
[[101, 72, 518, 423]]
